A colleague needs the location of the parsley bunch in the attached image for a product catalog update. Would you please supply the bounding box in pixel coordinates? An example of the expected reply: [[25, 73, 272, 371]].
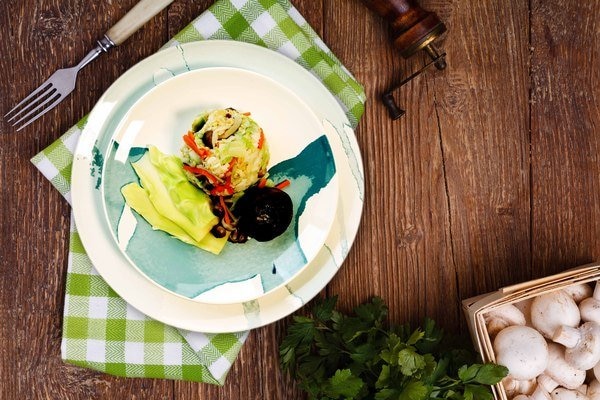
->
[[279, 297, 507, 400]]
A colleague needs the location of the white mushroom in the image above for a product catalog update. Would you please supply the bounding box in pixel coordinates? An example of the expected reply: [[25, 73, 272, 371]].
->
[[551, 388, 590, 400], [493, 326, 548, 380], [514, 298, 534, 326], [553, 322, 600, 370], [579, 284, 600, 324], [563, 283, 593, 304], [503, 377, 537, 397], [485, 304, 526, 336], [514, 388, 552, 400], [588, 380, 600, 400], [531, 290, 580, 339], [540, 343, 586, 390]]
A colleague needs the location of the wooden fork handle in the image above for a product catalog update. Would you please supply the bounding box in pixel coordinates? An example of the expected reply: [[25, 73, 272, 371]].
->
[[106, 0, 175, 46]]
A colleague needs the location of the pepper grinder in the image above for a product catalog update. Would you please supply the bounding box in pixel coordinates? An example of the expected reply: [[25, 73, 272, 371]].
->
[[361, 0, 447, 119]]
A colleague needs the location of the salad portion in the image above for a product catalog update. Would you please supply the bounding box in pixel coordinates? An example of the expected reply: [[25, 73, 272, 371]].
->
[[181, 108, 270, 197], [121, 108, 293, 255]]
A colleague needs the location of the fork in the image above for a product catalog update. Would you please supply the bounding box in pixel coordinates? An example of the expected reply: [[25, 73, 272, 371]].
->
[[6, 0, 175, 131]]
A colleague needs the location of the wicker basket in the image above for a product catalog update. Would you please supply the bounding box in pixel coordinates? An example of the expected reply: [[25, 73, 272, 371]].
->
[[462, 262, 600, 400]]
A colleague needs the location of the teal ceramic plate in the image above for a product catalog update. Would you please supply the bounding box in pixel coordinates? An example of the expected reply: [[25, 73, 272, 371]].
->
[[101, 67, 339, 304], [71, 41, 364, 333]]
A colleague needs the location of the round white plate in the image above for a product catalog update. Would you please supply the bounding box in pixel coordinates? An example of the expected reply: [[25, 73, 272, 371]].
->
[[101, 67, 339, 304], [72, 40, 364, 333]]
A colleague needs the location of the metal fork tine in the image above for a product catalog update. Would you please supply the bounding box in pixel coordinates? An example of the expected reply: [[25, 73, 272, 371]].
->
[[4, 82, 53, 118], [6, 85, 56, 123], [13, 93, 64, 131]]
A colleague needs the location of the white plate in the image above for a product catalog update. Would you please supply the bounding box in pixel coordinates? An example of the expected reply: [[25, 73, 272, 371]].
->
[[101, 67, 339, 304], [72, 40, 364, 333]]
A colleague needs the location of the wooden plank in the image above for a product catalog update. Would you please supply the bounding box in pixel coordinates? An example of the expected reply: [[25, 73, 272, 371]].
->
[[428, 0, 531, 307], [530, 0, 600, 276], [1, 0, 173, 398], [0, 5, 18, 399]]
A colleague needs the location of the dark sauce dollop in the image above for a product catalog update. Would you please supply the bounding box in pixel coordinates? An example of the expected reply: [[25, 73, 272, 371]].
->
[[234, 186, 293, 242]]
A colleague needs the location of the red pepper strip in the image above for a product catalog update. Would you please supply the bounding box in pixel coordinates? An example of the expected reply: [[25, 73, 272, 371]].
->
[[257, 177, 267, 188], [275, 179, 290, 190], [183, 165, 221, 185], [210, 184, 234, 196], [243, 112, 251, 116], [226, 157, 237, 175], [257, 129, 265, 149], [210, 172, 234, 196], [183, 131, 210, 159]]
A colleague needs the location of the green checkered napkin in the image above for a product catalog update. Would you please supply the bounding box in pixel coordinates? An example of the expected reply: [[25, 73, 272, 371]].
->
[[31, 0, 365, 384]]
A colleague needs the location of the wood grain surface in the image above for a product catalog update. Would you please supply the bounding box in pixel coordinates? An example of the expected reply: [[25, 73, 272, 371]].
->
[[1, 0, 599, 398]]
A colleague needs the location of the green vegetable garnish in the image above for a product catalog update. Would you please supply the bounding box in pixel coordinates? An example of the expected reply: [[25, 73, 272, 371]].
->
[[280, 296, 508, 400], [121, 182, 227, 255], [122, 145, 226, 254]]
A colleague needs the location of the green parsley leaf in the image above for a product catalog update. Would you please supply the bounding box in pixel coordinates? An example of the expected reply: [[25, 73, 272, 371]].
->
[[458, 363, 508, 385], [375, 365, 391, 389], [416, 318, 443, 353], [375, 388, 401, 400], [314, 296, 339, 322], [473, 364, 509, 385], [350, 341, 379, 364], [325, 369, 365, 399], [458, 365, 480, 382], [464, 384, 494, 400], [397, 347, 427, 376], [406, 329, 425, 346], [353, 297, 388, 325], [279, 317, 315, 374], [399, 381, 429, 400]]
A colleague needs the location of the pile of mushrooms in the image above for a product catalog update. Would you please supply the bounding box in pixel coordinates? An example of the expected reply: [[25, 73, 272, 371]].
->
[[486, 281, 600, 400]]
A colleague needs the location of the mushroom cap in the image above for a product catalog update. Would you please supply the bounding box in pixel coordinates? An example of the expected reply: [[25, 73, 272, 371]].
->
[[564, 322, 600, 370], [514, 298, 534, 326], [494, 326, 548, 380], [531, 291, 580, 338], [564, 284, 593, 304], [485, 304, 526, 325], [551, 388, 590, 400], [485, 304, 527, 336], [546, 343, 586, 390], [580, 297, 600, 324]]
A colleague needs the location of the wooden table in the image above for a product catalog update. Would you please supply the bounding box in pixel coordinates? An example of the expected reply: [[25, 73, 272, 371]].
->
[[1, 0, 599, 398]]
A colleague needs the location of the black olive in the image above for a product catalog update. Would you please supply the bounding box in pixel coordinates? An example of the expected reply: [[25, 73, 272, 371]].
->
[[234, 186, 293, 242]]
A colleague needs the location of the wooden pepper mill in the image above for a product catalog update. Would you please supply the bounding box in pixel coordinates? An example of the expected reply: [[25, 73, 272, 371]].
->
[[361, 0, 447, 119]]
